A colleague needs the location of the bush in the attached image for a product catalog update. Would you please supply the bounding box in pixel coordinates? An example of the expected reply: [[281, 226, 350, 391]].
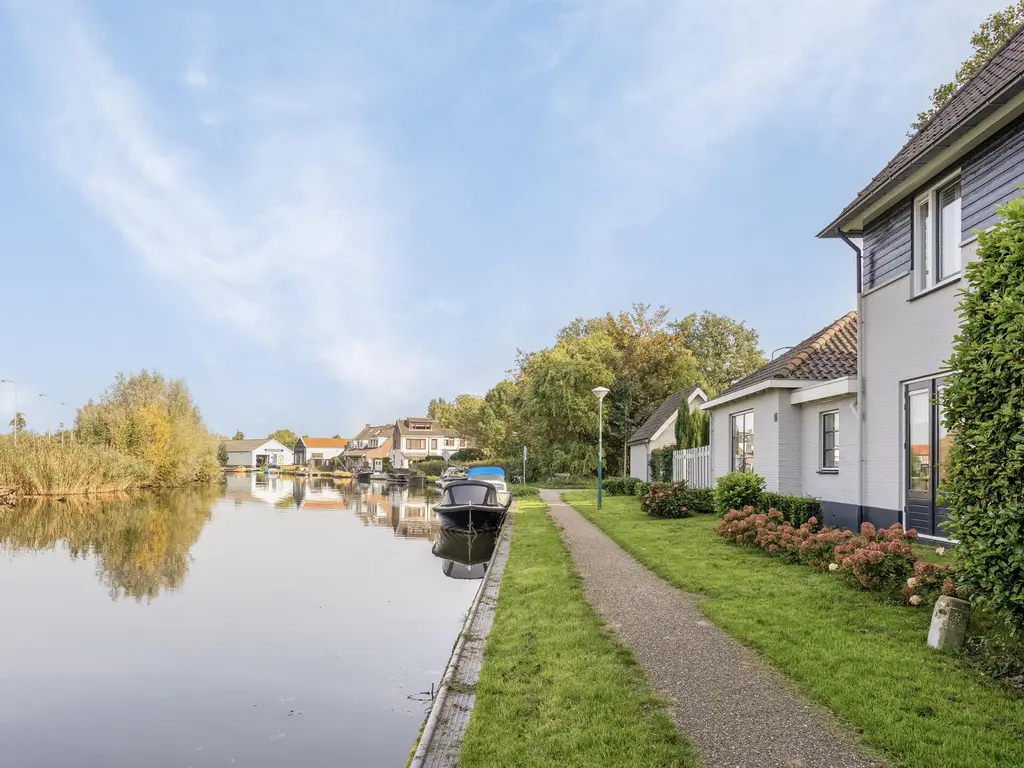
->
[[633, 481, 651, 496], [714, 472, 765, 516], [944, 196, 1024, 632], [640, 482, 693, 519], [648, 447, 675, 483], [451, 448, 485, 462], [603, 476, 642, 496], [834, 523, 918, 592], [758, 492, 822, 526], [509, 485, 540, 497]]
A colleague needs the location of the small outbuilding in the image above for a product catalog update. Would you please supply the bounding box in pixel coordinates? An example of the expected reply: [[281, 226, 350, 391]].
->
[[223, 438, 294, 468], [627, 386, 708, 481]]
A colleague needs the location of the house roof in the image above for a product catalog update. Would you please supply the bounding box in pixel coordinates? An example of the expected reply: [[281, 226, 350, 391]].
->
[[350, 423, 394, 442], [394, 417, 460, 439], [819, 26, 1024, 237], [627, 386, 703, 446], [300, 437, 349, 449], [711, 312, 858, 400], [223, 438, 280, 452]]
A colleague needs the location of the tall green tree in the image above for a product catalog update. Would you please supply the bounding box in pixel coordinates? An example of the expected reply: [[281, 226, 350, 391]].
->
[[911, 2, 1024, 133], [268, 428, 298, 449], [9, 412, 26, 432], [232, 430, 245, 440], [520, 330, 618, 476], [672, 311, 765, 396], [477, 379, 525, 459]]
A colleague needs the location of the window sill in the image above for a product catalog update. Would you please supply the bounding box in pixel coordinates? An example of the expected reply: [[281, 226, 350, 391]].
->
[[909, 274, 961, 302], [816, 469, 839, 475]]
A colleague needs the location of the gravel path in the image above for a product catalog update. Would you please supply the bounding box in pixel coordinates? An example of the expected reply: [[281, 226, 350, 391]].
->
[[541, 490, 884, 768]]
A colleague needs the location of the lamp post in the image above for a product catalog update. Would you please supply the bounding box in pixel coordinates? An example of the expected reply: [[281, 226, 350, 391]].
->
[[592, 386, 610, 510], [0, 380, 16, 443]]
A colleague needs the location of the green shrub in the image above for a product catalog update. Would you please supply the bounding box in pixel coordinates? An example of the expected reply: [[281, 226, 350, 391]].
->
[[714, 472, 764, 516], [603, 476, 642, 496], [683, 487, 715, 514], [509, 485, 540, 497], [758, 492, 822, 526], [648, 447, 675, 482], [944, 196, 1024, 632], [451, 448, 485, 462], [633, 481, 651, 497]]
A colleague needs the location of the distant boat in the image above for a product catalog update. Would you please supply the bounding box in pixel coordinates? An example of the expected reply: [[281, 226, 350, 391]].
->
[[435, 465, 468, 491], [434, 481, 508, 530], [386, 468, 410, 483], [355, 467, 373, 480], [467, 466, 508, 493]]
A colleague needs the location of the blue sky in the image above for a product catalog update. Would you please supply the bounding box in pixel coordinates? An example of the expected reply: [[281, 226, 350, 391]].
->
[[0, 0, 995, 438]]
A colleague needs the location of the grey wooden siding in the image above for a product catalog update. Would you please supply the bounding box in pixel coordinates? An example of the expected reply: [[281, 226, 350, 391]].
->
[[961, 119, 1024, 237], [862, 201, 912, 291]]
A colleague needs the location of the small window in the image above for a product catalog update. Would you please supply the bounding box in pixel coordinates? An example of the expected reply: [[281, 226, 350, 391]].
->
[[914, 175, 961, 292], [406, 438, 426, 450], [431, 438, 438, 450], [730, 411, 754, 473], [821, 410, 839, 470]]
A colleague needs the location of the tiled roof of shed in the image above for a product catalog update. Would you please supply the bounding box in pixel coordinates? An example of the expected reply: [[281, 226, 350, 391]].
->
[[713, 312, 857, 399], [820, 26, 1024, 236]]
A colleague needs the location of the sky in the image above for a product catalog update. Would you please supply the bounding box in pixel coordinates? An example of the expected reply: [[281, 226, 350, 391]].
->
[[0, 0, 998, 438]]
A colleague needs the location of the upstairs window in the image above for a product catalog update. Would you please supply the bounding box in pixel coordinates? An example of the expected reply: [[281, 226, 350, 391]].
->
[[914, 176, 961, 292]]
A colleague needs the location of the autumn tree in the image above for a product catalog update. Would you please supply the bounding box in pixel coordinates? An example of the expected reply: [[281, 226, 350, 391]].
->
[[76, 371, 220, 485], [672, 311, 765, 396], [911, 2, 1024, 133]]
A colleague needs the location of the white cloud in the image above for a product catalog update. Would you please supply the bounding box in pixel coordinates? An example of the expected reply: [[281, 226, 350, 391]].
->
[[11, 2, 434, 407]]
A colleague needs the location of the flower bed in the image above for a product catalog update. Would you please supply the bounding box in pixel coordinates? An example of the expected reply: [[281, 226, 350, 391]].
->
[[714, 506, 956, 605]]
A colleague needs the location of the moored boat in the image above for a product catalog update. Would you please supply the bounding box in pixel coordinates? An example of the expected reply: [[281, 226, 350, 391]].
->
[[433, 481, 508, 529], [435, 465, 468, 491]]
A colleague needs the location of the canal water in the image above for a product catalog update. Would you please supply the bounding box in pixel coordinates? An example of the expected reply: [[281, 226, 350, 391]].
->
[[0, 475, 482, 767]]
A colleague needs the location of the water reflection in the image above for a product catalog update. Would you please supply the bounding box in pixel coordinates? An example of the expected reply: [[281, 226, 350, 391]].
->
[[432, 526, 498, 580], [0, 475, 479, 768], [0, 488, 219, 601]]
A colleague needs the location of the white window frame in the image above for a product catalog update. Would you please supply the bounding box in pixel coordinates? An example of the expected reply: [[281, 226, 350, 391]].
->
[[730, 410, 754, 473], [820, 409, 839, 471], [913, 170, 962, 294]]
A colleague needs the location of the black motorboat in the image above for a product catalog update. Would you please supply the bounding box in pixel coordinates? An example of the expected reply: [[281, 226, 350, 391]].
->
[[354, 466, 373, 480], [432, 526, 498, 580], [386, 468, 410, 483], [433, 481, 508, 529]]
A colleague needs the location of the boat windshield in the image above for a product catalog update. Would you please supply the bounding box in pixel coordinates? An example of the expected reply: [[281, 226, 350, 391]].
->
[[445, 484, 494, 505]]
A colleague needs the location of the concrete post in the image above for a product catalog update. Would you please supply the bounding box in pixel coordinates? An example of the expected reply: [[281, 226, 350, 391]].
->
[[927, 595, 970, 650]]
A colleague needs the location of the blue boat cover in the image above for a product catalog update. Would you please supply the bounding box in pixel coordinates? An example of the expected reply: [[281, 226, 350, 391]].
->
[[468, 466, 505, 477]]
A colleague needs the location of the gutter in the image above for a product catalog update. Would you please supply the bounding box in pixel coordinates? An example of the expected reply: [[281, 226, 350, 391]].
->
[[839, 232, 865, 528]]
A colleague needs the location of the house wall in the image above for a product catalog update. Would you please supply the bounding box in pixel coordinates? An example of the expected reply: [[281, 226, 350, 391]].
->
[[629, 443, 648, 481], [709, 390, 782, 490], [960, 120, 1024, 235], [798, 395, 859, 529], [225, 443, 293, 467], [226, 451, 253, 467], [862, 201, 912, 292]]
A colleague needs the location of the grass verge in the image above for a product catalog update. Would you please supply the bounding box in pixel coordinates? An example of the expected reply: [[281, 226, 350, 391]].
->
[[460, 497, 695, 768], [565, 491, 1024, 768]]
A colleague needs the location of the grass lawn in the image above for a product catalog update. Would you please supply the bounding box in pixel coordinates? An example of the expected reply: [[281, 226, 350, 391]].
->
[[564, 491, 1024, 768], [460, 497, 696, 768]]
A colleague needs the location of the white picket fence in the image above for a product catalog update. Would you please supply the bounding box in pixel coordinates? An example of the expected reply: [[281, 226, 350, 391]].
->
[[672, 445, 713, 488]]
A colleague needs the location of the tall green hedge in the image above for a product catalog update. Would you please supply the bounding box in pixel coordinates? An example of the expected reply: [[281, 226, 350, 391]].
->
[[648, 447, 674, 482], [945, 195, 1024, 632]]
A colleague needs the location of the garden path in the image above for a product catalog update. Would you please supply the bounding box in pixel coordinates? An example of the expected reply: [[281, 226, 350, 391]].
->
[[540, 490, 884, 768]]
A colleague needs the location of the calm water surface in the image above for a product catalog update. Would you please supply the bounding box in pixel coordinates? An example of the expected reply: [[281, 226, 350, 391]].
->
[[0, 475, 481, 767]]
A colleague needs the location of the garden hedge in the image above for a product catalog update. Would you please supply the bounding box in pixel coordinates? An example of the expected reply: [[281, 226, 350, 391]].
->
[[944, 195, 1024, 632]]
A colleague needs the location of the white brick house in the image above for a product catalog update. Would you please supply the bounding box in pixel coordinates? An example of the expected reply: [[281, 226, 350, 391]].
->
[[702, 313, 860, 528]]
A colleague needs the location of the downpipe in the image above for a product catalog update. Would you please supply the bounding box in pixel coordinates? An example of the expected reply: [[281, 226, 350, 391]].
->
[[839, 231, 865, 528]]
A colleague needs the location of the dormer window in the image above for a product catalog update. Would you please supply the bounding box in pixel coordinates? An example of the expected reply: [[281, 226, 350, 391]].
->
[[914, 175, 961, 293]]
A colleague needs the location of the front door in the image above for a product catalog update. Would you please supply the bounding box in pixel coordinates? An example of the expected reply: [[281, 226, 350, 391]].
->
[[905, 378, 950, 538]]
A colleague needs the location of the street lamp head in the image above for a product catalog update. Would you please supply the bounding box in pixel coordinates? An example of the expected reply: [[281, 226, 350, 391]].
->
[[591, 386, 610, 401]]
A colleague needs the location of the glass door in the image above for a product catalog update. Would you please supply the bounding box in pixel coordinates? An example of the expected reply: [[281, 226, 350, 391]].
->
[[904, 378, 950, 538]]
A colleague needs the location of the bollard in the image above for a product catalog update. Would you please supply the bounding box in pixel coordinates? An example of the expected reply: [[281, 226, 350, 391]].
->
[[927, 595, 970, 650]]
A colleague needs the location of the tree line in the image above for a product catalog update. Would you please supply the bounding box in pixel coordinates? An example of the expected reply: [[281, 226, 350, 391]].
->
[[426, 304, 765, 478]]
